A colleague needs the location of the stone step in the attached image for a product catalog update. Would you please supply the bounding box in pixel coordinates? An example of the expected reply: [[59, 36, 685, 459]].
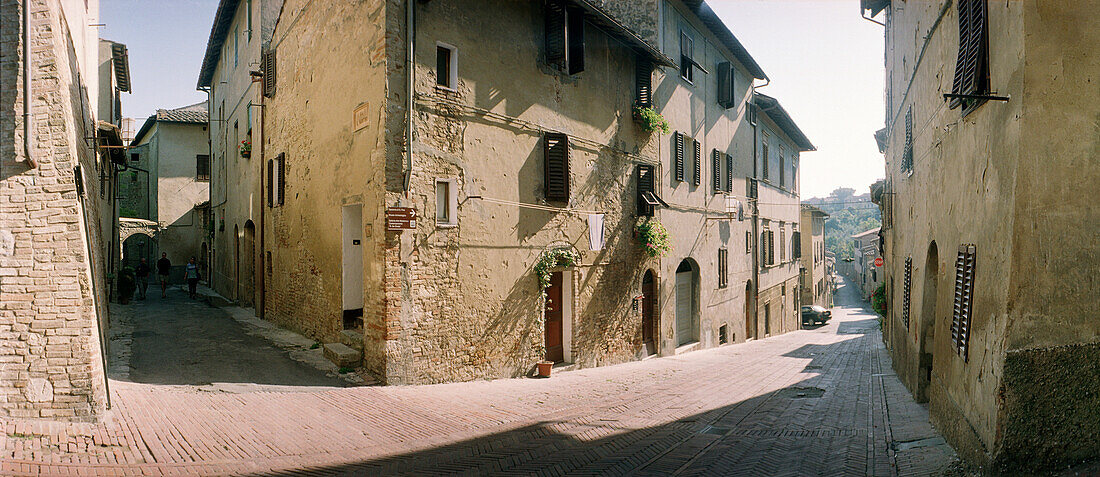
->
[[338, 329, 364, 352], [323, 343, 361, 368]]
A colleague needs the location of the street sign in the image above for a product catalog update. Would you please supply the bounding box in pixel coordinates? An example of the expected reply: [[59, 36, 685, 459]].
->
[[874, 257, 884, 267], [386, 207, 416, 231]]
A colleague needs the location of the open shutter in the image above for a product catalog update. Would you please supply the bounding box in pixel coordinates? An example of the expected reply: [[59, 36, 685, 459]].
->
[[567, 6, 585, 75], [903, 256, 913, 328], [635, 57, 652, 108], [950, 0, 988, 112], [544, 132, 570, 201], [951, 245, 976, 360], [712, 149, 722, 193], [692, 138, 701, 186], [725, 153, 734, 192], [717, 62, 732, 108], [266, 159, 274, 208], [674, 132, 684, 182], [277, 153, 286, 206], [903, 107, 913, 172], [545, 1, 567, 70], [637, 164, 654, 216], [262, 48, 276, 98]]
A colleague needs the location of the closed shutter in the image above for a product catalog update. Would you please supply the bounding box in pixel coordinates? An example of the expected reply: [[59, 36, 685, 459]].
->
[[277, 153, 286, 206], [545, 1, 567, 70], [718, 249, 728, 288], [267, 159, 274, 208], [725, 153, 734, 192], [637, 164, 655, 216], [544, 132, 570, 201], [950, 245, 976, 360], [746, 231, 751, 253], [792, 232, 801, 259], [566, 6, 585, 75], [692, 138, 701, 186], [712, 149, 722, 193], [902, 256, 913, 328], [635, 57, 652, 108], [717, 62, 733, 108], [262, 48, 276, 98], [674, 132, 684, 182], [769, 231, 775, 266]]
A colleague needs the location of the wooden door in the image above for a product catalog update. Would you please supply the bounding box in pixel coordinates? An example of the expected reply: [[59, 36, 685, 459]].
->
[[544, 272, 564, 362], [642, 272, 656, 348]]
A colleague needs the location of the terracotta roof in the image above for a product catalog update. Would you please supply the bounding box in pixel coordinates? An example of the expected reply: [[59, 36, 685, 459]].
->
[[680, 0, 767, 80], [197, 0, 243, 88], [754, 93, 815, 151], [131, 102, 209, 146]]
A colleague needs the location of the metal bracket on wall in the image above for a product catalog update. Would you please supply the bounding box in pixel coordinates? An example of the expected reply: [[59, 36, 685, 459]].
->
[[942, 93, 1010, 102]]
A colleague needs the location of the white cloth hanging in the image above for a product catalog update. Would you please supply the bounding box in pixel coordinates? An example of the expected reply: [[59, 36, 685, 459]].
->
[[587, 214, 605, 251]]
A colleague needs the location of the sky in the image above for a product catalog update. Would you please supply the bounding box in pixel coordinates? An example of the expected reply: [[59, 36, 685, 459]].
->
[[100, 0, 885, 199]]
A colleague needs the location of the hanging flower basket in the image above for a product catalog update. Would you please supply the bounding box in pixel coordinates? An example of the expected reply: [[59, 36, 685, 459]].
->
[[633, 106, 670, 134], [636, 218, 672, 258], [239, 140, 252, 158]]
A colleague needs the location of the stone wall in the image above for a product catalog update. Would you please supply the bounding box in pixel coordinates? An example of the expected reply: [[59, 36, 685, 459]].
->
[[0, 0, 108, 420]]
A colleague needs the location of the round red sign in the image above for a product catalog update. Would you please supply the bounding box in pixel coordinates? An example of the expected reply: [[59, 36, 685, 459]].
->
[[874, 257, 884, 267]]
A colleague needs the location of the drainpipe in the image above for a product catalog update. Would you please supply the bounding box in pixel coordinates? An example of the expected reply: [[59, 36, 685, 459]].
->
[[257, 95, 265, 320], [22, 0, 37, 169], [402, 0, 414, 194], [749, 79, 769, 338]]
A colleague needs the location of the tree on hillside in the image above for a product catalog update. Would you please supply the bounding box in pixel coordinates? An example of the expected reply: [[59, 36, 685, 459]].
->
[[804, 186, 881, 260]]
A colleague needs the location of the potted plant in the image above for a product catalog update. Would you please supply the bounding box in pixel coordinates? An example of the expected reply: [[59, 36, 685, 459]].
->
[[634, 106, 670, 134], [239, 139, 252, 158], [636, 218, 672, 258], [536, 360, 554, 378], [117, 266, 136, 304]]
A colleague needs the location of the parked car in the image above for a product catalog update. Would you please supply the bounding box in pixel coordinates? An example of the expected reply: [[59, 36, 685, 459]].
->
[[801, 305, 831, 326]]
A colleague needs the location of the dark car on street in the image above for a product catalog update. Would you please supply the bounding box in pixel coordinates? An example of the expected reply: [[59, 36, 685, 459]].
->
[[801, 305, 831, 326]]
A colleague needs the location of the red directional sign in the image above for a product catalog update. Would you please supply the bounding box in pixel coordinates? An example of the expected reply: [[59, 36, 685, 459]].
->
[[874, 257, 884, 267]]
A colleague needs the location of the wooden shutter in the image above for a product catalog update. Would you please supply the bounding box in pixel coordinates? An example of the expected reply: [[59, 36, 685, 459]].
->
[[566, 6, 585, 75], [266, 159, 274, 208], [951, 0, 989, 112], [262, 48, 276, 98], [712, 149, 722, 193], [746, 231, 751, 253], [902, 256, 913, 329], [903, 107, 913, 172], [725, 153, 734, 192], [792, 232, 801, 259], [717, 62, 732, 108], [950, 245, 976, 360], [637, 164, 655, 216], [545, 1, 567, 70], [718, 249, 728, 288], [692, 138, 701, 186], [674, 132, 684, 182], [277, 153, 286, 206], [635, 57, 652, 108], [544, 132, 570, 201]]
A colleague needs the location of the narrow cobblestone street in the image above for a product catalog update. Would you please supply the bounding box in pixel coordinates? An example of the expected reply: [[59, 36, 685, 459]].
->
[[1, 276, 955, 476]]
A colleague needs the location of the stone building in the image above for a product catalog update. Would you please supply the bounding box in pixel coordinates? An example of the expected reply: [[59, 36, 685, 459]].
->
[[851, 226, 880, 300], [121, 103, 211, 279], [1, 0, 114, 420], [799, 204, 829, 308], [864, 0, 1100, 469], [198, 0, 284, 309]]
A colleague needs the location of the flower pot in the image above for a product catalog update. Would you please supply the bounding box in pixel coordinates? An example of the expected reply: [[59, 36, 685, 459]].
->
[[240, 150, 251, 158], [536, 361, 553, 378]]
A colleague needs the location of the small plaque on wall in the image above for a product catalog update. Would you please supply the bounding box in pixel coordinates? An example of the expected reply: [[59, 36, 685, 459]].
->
[[353, 102, 370, 131]]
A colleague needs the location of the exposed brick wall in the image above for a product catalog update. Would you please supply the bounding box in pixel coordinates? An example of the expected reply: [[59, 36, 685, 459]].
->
[[0, 0, 109, 420]]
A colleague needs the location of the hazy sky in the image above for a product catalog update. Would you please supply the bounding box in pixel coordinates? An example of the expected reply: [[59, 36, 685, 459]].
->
[[101, 0, 885, 199]]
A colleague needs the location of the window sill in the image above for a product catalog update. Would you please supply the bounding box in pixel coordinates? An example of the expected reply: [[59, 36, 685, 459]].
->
[[434, 84, 458, 93], [436, 222, 458, 229]]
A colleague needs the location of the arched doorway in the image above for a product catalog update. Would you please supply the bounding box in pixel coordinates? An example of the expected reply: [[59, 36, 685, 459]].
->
[[745, 280, 755, 340], [916, 241, 939, 402], [675, 259, 699, 346], [241, 221, 256, 308], [122, 233, 156, 270], [642, 269, 657, 355]]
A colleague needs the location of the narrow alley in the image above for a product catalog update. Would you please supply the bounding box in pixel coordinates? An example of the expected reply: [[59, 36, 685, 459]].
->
[[2, 277, 955, 476]]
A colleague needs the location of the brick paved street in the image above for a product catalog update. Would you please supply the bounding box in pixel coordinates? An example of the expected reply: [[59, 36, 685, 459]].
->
[[1, 276, 956, 476]]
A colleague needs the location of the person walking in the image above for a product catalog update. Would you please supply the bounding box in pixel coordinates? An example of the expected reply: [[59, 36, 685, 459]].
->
[[134, 258, 151, 300], [156, 252, 171, 298], [185, 257, 201, 299]]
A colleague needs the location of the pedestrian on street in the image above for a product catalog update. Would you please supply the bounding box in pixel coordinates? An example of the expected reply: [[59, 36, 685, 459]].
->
[[156, 252, 171, 298], [134, 258, 151, 300], [185, 256, 201, 299]]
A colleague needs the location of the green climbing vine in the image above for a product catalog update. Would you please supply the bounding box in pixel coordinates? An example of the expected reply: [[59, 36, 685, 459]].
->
[[534, 248, 580, 291]]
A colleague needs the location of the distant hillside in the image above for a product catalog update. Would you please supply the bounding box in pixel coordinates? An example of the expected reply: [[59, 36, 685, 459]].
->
[[803, 187, 881, 260]]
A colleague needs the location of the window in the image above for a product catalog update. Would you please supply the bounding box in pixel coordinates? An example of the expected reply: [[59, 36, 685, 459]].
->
[[762, 229, 775, 267], [436, 43, 457, 89], [761, 137, 769, 180], [780, 224, 786, 263], [792, 232, 801, 259], [435, 179, 458, 226], [725, 153, 734, 193], [246, 0, 253, 40], [233, 26, 238, 67], [196, 154, 210, 182], [673, 132, 685, 182], [692, 138, 701, 186], [950, 0, 989, 114], [712, 149, 722, 193], [746, 231, 751, 253], [951, 245, 976, 361], [680, 32, 693, 82], [635, 57, 652, 108], [717, 62, 735, 109], [544, 132, 570, 201], [902, 256, 913, 329], [545, 1, 584, 75], [779, 146, 786, 188], [637, 164, 665, 217], [718, 249, 728, 288], [130, 153, 140, 162], [267, 153, 285, 207], [247, 102, 252, 134], [719, 324, 728, 344], [261, 48, 277, 98], [902, 107, 913, 173], [792, 156, 798, 192]]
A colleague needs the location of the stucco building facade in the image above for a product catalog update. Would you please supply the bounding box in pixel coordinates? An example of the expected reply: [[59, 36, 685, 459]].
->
[[1, 0, 113, 420], [799, 205, 829, 308], [121, 103, 211, 278], [852, 226, 881, 300], [865, 0, 1100, 469]]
